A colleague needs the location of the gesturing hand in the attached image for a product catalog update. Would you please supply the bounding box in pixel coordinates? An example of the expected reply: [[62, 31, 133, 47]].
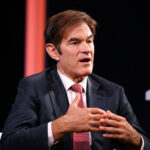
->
[[52, 93, 106, 141], [65, 93, 107, 133], [99, 110, 142, 150]]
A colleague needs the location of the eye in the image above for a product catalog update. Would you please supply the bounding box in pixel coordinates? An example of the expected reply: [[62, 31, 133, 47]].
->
[[87, 38, 93, 43], [71, 41, 79, 45], [72, 41, 78, 45], [87, 40, 92, 43]]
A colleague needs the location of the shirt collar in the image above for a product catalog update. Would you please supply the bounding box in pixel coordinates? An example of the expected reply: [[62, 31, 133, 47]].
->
[[57, 68, 87, 93]]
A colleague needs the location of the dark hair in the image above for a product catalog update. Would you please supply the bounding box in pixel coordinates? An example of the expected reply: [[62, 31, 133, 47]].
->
[[44, 10, 97, 53]]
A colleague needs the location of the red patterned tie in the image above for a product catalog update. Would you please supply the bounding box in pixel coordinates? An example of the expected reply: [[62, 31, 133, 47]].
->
[[71, 84, 90, 150]]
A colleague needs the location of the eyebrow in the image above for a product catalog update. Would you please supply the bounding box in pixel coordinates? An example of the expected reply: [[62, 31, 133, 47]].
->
[[68, 34, 94, 42]]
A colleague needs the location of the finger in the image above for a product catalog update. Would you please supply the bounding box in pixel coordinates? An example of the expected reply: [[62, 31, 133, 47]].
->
[[89, 126, 101, 132], [102, 133, 122, 139], [91, 114, 104, 121], [89, 108, 107, 116], [106, 110, 125, 122], [90, 120, 101, 127], [91, 127, 100, 132], [100, 118, 119, 127], [71, 93, 80, 106], [99, 126, 121, 134]]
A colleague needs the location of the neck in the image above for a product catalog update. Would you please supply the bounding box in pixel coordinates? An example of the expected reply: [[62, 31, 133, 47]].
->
[[57, 64, 86, 83]]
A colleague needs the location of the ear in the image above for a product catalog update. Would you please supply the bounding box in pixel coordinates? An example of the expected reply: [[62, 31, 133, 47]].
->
[[46, 43, 60, 61]]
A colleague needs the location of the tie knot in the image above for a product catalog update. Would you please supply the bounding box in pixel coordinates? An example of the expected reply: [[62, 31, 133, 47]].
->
[[70, 84, 84, 93]]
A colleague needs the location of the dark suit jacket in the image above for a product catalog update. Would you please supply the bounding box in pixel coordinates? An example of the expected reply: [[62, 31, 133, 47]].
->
[[1, 67, 150, 150]]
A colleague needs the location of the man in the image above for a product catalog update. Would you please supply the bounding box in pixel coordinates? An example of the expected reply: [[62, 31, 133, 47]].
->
[[1, 10, 150, 150]]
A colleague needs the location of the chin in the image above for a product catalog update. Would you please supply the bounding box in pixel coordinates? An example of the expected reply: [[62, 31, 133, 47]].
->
[[80, 69, 93, 76]]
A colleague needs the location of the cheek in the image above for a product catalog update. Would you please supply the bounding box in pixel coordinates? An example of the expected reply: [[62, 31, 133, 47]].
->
[[92, 47, 95, 55], [60, 54, 77, 68]]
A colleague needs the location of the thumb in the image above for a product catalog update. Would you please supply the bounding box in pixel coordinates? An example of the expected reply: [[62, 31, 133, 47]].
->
[[71, 93, 80, 107]]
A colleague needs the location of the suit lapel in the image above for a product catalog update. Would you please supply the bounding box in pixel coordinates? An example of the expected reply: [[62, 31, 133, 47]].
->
[[48, 67, 69, 118], [87, 76, 108, 111], [48, 67, 73, 149]]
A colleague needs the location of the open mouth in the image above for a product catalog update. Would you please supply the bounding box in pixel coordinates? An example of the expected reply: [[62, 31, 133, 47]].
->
[[79, 58, 91, 63]]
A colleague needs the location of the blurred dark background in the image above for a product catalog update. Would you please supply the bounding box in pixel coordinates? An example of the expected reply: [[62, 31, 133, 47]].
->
[[1, 0, 150, 138]]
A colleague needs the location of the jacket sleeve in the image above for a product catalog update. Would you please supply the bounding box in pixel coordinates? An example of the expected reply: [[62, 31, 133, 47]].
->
[[1, 78, 49, 150]]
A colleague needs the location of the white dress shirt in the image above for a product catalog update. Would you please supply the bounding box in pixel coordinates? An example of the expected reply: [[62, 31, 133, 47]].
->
[[47, 69, 144, 149]]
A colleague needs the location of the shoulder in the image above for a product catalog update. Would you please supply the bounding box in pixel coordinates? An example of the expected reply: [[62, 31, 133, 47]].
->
[[18, 67, 56, 89]]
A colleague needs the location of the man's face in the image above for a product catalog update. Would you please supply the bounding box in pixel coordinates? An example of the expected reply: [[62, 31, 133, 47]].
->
[[57, 23, 95, 80]]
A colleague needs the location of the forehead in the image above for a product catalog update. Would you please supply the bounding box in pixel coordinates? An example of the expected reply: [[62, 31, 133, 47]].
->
[[62, 23, 93, 40]]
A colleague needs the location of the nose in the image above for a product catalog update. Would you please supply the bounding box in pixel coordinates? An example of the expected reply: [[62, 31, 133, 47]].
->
[[79, 42, 93, 53]]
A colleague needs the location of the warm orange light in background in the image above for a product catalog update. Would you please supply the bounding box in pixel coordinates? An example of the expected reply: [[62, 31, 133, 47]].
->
[[24, 0, 46, 77]]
